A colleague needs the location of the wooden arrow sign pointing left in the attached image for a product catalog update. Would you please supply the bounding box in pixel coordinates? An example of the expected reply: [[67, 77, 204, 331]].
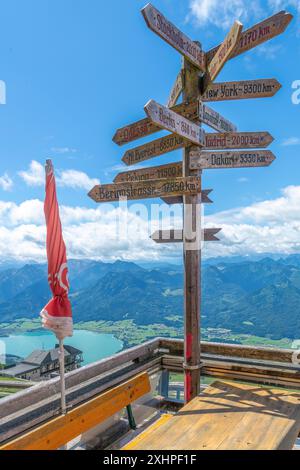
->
[[114, 162, 182, 183], [151, 228, 222, 243], [207, 21, 243, 84], [88, 176, 201, 203], [113, 100, 198, 146], [145, 99, 206, 146], [122, 131, 274, 166]]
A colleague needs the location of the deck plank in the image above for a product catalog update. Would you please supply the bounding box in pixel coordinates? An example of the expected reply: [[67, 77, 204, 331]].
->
[[123, 381, 300, 450]]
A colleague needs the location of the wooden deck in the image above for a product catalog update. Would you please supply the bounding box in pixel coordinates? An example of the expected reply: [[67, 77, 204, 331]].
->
[[123, 380, 300, 450]]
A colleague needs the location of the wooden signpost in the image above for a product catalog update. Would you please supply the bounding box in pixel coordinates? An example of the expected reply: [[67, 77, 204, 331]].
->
[[122, 131, 274, 166], [190, 149, 276, 170], [88, 3, 292, 405], [144, 99, 206, 146], [206, 10, 293, 64], [142, 3, 206, 72], [167, 70, 184, 108], [151, 228, 222, 243], [88, 176, 201, 203], [207, 21, 243, 83], [202, 79, 281, 102], [199, 102, 237, 133]]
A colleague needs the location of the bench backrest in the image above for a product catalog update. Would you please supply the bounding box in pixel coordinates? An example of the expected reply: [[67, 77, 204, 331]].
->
[[0, 372, 150, 450]]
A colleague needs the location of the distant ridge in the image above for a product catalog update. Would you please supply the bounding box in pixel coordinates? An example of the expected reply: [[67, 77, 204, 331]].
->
[[0, 256, 300, 339]]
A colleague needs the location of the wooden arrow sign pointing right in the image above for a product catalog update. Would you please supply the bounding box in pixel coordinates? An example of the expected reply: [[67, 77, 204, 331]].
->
[[206, 11, 293, 64], [161, 189, 213, 205], [207, 20, 243, 83], [151, 228, 222, 243], [189, 149, 276, 170], [202, 79, 282, 102], [122, 131, 274, 166], [145, 99, 206, 146], [199, 103, 237, 133]]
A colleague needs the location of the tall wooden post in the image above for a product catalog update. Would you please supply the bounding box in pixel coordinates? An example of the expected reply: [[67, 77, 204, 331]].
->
[[182, 54, 202, 403]]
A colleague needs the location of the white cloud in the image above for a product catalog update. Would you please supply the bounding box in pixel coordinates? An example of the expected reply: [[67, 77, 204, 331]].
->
[[18, 160, 44, 186], [255, 43, 283, 60], [1, 185, 300, 263], [203, 185, 300, 257], [0, 173, 13, 191], [51, 147, 77, 154], [268, 0, 300, 14], [57, 169, 99, 191], [188, 0, 262, 29], [0, 186, 300, 262], [0, 199, 182, 263], [282, 137, 300, 146], [188, 0, 298, 30], [19, 160, 99, 191]]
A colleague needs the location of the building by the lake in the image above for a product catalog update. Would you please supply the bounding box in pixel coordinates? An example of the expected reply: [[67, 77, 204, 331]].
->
[[1, 344, 83, 381]]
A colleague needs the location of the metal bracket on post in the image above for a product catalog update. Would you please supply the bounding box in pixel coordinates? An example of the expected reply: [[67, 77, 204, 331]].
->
[[126, 404, 137, 430], [159, 369, 170, 398], [183, 362, 203, 371]]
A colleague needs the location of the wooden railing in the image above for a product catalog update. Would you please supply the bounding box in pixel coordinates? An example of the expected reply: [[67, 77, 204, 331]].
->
[[1, 337, 300, 445]]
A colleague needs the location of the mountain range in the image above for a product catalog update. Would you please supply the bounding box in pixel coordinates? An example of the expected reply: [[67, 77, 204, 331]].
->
[[1, 255, 300, 340]]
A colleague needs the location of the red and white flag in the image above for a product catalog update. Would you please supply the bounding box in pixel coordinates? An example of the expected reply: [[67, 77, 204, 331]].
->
[[40, 160, 73, 340]]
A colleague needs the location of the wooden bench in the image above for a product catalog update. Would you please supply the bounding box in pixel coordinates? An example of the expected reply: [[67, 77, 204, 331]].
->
[[0, 372, 150, 450], [123, 380, 300, 450]]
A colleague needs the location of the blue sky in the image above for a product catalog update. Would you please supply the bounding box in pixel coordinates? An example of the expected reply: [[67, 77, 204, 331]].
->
[[0, 0, 300, 263]]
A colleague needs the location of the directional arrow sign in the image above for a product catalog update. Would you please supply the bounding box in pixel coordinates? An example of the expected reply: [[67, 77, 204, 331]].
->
[[206, 11, 293, 64], [202, 79, 282, 102], [122, 131, 273, 166], [207, 21, 243, 83], [205, 131, 274, 150], [113, 100, 198, 146], [114, 162, 182, 183], [161, 189, 213, 205], [142, 3, 206, 72], [199, 102, 237, 133], [145, 99, 205, 146], [189, 149, 276, 170], [88, 176, 201, 203], [122, 133, 186, 166], [167, 70, 184, 108], [151, 228, 222, 243]]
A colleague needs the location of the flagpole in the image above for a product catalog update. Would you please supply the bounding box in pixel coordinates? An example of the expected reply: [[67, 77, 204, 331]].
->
[[58, 338, 67, 415]]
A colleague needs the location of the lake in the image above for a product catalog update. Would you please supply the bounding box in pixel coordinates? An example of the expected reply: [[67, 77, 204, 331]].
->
[[0, 330, 123, 366]]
